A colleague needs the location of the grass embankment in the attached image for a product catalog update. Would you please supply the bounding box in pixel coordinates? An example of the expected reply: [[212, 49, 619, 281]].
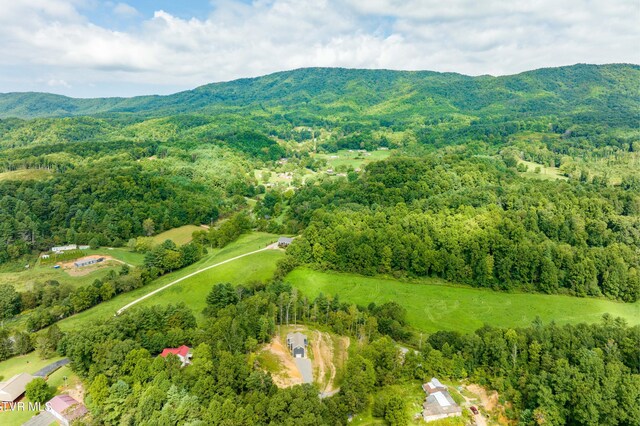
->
[[57, 232, 283, 330], [286, 268, 640, 333], [151, 224, 203, 245]]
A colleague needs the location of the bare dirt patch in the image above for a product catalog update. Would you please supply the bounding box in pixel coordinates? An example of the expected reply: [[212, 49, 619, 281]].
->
[[59, 255, 120, 277], [311, 330, 349, 394], [260, 335, 303, 388]]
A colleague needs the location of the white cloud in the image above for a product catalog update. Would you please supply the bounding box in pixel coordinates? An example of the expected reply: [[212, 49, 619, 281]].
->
[[0, 0, 638, 96], [113, 2, 139, 18], [47, 78, 71, 88]]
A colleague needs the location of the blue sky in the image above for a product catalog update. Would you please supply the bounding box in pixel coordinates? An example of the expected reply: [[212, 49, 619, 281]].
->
[[0, 0, 638, 97]]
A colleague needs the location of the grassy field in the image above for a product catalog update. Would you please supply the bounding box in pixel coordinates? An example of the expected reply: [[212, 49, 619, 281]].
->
[[0, 169, 52, 182], [84, 247, 145, 266], [518, 159, 567, 181], [286, 268, 640, 333], [152, 225, 203, 245], [0, 352, 64, 380], [57, 232, 283, 330], [133, 250, 283, 316], [0, 264, 123, 292], [315, 148, 392, 171]]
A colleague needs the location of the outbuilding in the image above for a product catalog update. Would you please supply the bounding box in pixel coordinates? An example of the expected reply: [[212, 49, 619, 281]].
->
[[46, 394, 88, 426], [277, 237, 294, 248]]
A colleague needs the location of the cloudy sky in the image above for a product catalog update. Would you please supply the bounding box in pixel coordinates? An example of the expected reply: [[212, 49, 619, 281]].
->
[[1, 0, 638, 97]]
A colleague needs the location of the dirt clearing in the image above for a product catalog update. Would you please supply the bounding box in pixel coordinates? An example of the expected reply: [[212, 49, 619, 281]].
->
[[259, 335, 303, 388], [59, 255, 120, 276]]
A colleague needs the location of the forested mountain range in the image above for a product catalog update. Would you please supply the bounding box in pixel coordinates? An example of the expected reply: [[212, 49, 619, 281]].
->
[[0, 64, 638, 123]]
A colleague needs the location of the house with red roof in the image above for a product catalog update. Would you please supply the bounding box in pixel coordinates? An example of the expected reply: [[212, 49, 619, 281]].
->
[[159, 345, 192, 367], [46, 394, 88, 426]]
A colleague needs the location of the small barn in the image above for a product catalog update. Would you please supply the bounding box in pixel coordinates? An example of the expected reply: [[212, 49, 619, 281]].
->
[[286, 332, 308, 358], [277, 237, 293, 248], [46, 394, 88, 426], [0, 373, 35, 403]]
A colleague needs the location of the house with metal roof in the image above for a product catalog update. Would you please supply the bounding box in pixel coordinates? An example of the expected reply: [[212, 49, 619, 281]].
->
[[422, 382, 462, 422], [46, 394, 88, 426], [422, 377, 447, 394], [286, 332, 308, 358], [0, 373, 35, 402], [277, 237, 294, 248], [74, 257, 103, 268]]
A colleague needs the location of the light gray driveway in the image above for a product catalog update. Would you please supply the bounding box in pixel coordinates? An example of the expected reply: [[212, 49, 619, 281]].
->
[[294, 358, 313, 383], [21, 411, 56, 426]]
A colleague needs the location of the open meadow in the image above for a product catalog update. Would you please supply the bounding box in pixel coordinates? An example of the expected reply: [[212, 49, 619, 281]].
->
[[286, 268, 640, 333]]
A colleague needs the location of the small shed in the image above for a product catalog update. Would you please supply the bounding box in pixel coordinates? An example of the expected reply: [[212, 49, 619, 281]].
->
[[46, 394, 88, 426], [277, 237, 294, 248], [286, 332, 308, 358]]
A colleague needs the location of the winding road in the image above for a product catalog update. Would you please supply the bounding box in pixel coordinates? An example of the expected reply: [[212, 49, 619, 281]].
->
[[116, 243, 279, 315]]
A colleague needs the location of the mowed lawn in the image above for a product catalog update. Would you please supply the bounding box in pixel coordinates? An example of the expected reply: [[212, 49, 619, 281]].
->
[[57, 232, 283, 330], [286, 268, 640, 333], [152, 224, 203, 245], [135, 250, 283, 317], [0, 352, 63, 380], [0, 264, 123, 292]]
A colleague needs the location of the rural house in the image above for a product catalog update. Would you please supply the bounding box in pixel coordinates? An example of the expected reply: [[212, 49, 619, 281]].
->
[[421, 378, 462, 422], [46, 394, 88, 426], [0, 373, 35, 403], [277, 237, 293, 248], [160, 345, 192, 367], [286, 332, 307, 358], [422, 377, 447, 394]]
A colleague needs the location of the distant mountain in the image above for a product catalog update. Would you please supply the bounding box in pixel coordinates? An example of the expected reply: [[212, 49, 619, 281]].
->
[[0, 64, 638, 121]]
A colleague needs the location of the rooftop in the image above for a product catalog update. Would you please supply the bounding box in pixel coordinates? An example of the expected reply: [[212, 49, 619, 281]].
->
[[47, 394, 88, 420], [0, 373, 35, 402], [423, 390, 462, 417], [287, 332, 307, 348], [160, 345, 191, 358]]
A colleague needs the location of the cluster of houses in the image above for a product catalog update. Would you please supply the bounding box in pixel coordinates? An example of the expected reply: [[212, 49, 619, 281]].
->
[[421, 377, 462, 422], [0, 373, 87, 426]]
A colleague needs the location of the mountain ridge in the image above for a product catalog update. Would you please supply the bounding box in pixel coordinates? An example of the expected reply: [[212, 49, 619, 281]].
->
[[0, 63, 638, 120]]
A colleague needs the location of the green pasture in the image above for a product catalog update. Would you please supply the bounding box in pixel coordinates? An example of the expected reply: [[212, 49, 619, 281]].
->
[[151, 225, 203, 246], [315, 149, 392, 171], [286, 268, 640, 333]]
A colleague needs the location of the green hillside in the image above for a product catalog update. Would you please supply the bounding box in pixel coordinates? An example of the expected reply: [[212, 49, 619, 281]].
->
[[0, 64, 638, 121]]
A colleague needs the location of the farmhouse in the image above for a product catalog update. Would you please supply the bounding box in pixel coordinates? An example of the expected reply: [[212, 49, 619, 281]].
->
[[277, 237, 293, 248], [286, 332, 307, 358], [0, 373, 35, 402], [421, 378, 462, 422], [160, 345, 192, 367], [422, 377, 447, 394], [74, 257, 103, 268], [51, 244, 77, 252], [46, 394, 88, 426]]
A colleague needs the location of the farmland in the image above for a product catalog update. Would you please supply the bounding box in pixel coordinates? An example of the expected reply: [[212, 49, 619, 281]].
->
[[57, 232, 283, 330], [286, 268, 640, 333]]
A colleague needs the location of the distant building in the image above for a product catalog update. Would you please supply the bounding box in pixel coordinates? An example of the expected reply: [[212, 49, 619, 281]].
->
[[46, 394, 88, 426], [422, 378, 462, 422], [41, 254, 50, 259], [78, 245, 90, 250], [423, 377, 447, 394], [277, 237, 294, 248], [51, 244, 77, 252], [160, 345, 192, 367], [286, 332, 308, 358], [74, 257, 103, 268], [0, 373, 35, 403]]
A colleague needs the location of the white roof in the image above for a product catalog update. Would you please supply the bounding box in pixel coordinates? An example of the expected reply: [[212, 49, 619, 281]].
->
[[433, 391, 451, 407], [430, 377, 446, 388]]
